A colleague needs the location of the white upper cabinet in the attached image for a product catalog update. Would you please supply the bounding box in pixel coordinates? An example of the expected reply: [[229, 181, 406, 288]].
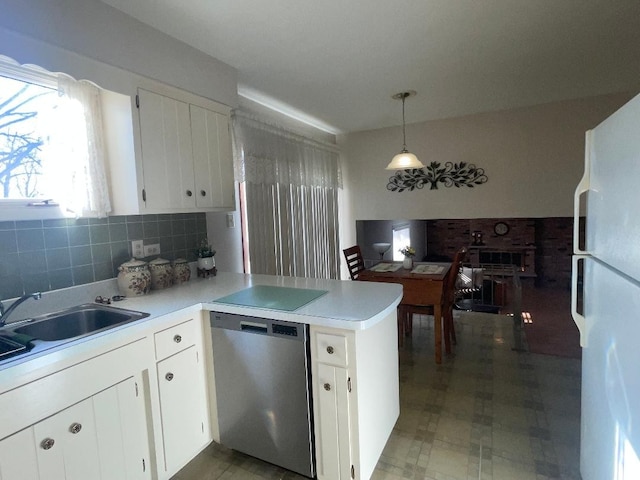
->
[[104, 82, 235, 215], [137, 88, 195, 211], [190, 105, 235, 210]]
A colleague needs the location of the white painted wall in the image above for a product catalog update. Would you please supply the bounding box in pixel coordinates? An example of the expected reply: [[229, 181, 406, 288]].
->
[[338, 94, 633, 243], [296, 93, 635, 278], [0, 0, 237, 106]]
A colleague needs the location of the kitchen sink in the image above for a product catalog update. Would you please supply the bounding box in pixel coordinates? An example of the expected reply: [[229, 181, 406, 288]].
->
[[0, 303, 150, 365], [12, 304, 149, 341]]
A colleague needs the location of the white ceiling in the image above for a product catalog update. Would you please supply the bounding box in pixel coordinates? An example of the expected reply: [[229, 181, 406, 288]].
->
[[100, 0, 640, 134]]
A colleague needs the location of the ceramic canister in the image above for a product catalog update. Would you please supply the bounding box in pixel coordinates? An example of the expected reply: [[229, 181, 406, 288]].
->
[[149, 258, 173, 290], [117, 258, 151, 297], [172, 258, 191, 285]]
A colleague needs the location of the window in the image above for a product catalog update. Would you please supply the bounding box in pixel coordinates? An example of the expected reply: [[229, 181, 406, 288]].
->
[[393, 224, 411, 261], [0, 67, 58, 200], [0, 57, 111, 219], [234, 112, 341, 279]]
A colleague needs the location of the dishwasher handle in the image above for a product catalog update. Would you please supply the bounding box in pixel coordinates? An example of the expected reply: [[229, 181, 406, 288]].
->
[[240, 321, 268, 334]]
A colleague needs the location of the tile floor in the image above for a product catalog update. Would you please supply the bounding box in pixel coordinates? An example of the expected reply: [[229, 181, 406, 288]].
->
[[172, 310, 582, 480]]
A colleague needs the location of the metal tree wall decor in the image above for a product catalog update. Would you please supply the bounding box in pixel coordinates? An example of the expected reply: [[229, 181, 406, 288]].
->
[[387, 161, 488, 192]]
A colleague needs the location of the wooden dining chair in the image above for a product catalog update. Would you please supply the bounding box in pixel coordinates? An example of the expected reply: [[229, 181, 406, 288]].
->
[[343, 245, 366, 280], [403, 246, 468, 354]]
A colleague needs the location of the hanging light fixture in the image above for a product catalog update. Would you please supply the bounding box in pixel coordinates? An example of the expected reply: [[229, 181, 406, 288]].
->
[[386, 91, 425, 170]]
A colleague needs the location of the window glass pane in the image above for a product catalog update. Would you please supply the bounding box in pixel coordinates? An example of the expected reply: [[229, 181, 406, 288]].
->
[[393, 225, 411, 261], [0, 74, 58, 199]]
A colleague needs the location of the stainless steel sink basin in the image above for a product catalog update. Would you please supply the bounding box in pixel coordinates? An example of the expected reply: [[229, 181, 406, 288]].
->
[[12, 304, 149, 341], [0, 303, 150, 365]]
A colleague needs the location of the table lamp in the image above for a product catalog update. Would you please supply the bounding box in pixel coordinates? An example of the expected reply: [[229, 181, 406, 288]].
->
[[372, 243, 391, 260]]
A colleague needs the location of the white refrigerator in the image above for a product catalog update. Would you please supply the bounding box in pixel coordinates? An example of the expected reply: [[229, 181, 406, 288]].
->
[[572, 93, 640, 480]]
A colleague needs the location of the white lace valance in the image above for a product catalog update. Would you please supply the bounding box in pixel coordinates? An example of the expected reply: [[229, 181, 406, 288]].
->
[[232, 112, 342, 189]]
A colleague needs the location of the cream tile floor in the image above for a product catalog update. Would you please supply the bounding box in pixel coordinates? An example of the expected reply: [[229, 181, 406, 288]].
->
[[172, 311, 582, 480]]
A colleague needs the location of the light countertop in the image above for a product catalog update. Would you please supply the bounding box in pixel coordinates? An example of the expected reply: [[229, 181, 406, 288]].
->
[[0, 272, 402, 382]]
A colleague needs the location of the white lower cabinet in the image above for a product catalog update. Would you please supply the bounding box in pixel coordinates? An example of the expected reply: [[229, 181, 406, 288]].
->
[[0, 427, 39, 480], [0, 338, 152, 480], [311, 311, 399, 480], [157, 346, 208, 472], [0, 375, 149, 480], [34, 396, 100, 480], [315, 363, 352, 480], [153, 316, 210, 477]]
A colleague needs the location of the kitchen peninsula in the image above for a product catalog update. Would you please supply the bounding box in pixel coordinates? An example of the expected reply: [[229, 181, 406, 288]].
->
[[0, 272, 402, 480]]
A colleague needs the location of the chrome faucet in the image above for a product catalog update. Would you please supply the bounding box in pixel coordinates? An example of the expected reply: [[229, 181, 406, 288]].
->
[[0, 292, 42, 327]]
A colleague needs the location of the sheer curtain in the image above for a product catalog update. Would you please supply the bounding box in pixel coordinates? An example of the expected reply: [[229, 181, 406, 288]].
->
[[53, 75, 111, 217], [233, 112, 341, 279]]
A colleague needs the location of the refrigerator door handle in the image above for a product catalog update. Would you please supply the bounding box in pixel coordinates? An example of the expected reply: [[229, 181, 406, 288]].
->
[[571, 255, 588, 348], [574, 130, 592, 255]]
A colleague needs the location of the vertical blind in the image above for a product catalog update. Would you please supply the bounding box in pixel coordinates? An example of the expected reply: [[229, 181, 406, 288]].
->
[[233, 112, 341, 279]]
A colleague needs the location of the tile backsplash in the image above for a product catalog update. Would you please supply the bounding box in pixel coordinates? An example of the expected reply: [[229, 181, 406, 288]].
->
[[0, 213, 207, 299]]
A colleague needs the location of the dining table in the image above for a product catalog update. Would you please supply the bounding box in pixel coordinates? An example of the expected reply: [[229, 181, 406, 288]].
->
[[357, 261, 451, 364]]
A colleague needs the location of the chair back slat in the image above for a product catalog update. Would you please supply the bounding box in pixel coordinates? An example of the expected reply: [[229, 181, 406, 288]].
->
[[343, 245, 365, 280]]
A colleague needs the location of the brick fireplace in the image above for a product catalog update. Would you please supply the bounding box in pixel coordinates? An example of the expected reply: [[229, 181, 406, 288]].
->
[[426, 217, 576, 289]]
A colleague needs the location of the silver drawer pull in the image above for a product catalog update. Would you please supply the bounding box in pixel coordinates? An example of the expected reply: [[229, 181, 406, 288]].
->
[[326, 346, 334, 354], [323, 383, 331, 391], [40, 438, 55, 450], [69, 423, 82, 434], [165, 372, 174, 381], [173, 334, 182, 343]]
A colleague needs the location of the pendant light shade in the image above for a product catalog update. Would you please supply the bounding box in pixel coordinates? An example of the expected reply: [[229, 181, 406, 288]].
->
[[386, 91, 424, 170]]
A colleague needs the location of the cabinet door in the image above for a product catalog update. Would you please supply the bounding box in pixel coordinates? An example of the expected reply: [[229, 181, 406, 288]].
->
[[190, 105, 235, 209], [93, 376, 151, 480], [315, 363, 352, 480], [0, 428, 39, 480], [34, 397, 101, 480], [138, 88, 195, 210], [157, 345, 209, 473]]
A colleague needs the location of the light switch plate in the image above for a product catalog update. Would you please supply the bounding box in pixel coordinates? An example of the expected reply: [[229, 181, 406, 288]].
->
[[226, 213, 235, 228]]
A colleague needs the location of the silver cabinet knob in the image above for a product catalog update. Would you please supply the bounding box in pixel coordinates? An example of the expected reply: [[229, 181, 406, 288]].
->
[[173, 334, 182, 343], [165, 372, 174, 381], [40, 438, 55, 450], [186, 190, 193, 197], [69, 423, 82, 434], [323, 383, 331, 391], [326, 346, 334, 354]]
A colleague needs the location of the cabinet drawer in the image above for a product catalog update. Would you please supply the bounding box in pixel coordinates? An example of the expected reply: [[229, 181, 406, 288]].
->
[[154, 319, 197, 360], [315, 333, 348, 367]]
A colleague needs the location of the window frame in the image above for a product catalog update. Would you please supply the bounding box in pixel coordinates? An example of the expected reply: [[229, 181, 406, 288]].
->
[[0, 58, 70, 220]]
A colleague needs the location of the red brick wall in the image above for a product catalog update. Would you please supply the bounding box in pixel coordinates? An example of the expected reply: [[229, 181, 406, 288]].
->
[[426, 217, 575, 289]]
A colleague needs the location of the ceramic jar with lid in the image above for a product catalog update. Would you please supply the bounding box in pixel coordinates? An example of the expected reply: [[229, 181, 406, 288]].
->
[[148, 258, 173, 290], [172, 258, 191, 285], [117, 258, 151, 297]]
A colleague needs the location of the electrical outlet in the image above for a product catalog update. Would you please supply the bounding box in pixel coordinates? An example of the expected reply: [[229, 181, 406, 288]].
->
[[226, 212, 235, 228], [131, 240, 144, 258], [143, 243, 161, 257]]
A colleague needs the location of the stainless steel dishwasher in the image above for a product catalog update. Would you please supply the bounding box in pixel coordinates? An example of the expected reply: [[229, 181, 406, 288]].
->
[[210, 311, 315, 478]]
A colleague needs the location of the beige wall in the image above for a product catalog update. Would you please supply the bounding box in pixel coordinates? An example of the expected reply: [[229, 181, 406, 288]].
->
[[338, 93, 634, 238]]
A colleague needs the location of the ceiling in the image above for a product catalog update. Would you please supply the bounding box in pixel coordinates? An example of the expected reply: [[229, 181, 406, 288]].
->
[[99, 0, 640, 134]]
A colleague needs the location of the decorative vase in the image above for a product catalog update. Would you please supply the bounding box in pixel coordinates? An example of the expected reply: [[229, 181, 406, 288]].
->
[[148, 257, 173, 290], [403, 256, 413, 269], [172, 258, 191, 285], [117, 258, 151, 297], [197, 256, 215, 271]]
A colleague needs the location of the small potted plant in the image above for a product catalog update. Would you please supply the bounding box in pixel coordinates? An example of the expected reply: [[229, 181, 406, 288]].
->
[[399, 246, 416, 269], [195, 238, 216, 273]]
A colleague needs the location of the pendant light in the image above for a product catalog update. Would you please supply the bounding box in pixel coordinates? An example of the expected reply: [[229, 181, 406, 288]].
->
[[386, 91, 425, 170]]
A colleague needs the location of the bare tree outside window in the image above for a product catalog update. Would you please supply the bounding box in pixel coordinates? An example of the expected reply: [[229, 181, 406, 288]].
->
[[0, 77, 56, 199]]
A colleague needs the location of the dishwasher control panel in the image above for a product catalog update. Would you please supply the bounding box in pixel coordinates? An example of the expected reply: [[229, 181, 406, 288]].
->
[[210, 311, 306, 341]]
